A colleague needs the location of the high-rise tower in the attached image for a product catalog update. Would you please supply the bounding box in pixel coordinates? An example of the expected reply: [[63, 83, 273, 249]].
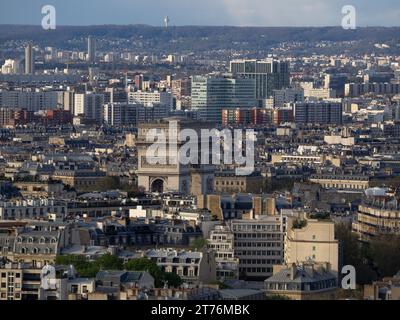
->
[[87, 36, 96, 64], [24, 43, 34, 75]]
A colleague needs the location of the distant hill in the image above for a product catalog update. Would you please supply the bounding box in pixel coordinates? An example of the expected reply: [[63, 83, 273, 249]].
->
[[0, 25, 399, 53]]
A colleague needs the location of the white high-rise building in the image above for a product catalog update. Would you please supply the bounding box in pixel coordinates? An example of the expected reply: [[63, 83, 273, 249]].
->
[[128, 90, 173, 108], [74, 93, 104, 123], [1, 59, 21, 75]]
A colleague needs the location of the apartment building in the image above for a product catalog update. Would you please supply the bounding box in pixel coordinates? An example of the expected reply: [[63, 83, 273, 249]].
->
[[128, 90, 173, 108], [74, 92, 105, 123], [230, 215, 283, 279], [0, 199, 67, 220], [309, 174, 370, 191], [265, 262, 338, 300], [214, 170, 263, 194], [284, 217, 339, 275], [207, 225, 239, 279], [353, 193, 400, 241], [0, 221, 70, 267], [141, 248, 217, 285], [0, 262, 41, 300]]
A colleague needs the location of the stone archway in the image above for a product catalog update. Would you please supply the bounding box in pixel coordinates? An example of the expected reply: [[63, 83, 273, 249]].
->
[[151, 179, 164, 193]]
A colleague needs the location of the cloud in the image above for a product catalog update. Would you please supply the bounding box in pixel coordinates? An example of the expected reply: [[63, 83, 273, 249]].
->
[[221, 0, 343, 26], [0, 0, 399, 26]]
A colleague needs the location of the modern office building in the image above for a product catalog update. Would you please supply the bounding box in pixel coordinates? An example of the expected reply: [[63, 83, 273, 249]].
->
[[24, 43, 34, 75], [103, 103, 138, 127], [74, 93, 105, 123], [230, 215, 283, 279], [87, 36, 96, 64], [191, 75, 256, 123], [293, 102, 343, 125], [324, 74, 348, 98], [230, 59, 290, 102], [221, 108, 273, 126], [103, 102, 169, 127]]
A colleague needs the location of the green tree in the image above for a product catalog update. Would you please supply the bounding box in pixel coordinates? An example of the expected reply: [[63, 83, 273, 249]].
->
[[191, 237, 208, 250], [95, 254, 123, 271], [370, 234, 400, 278], [124, 258, 183, 288], [335, 223, 377, 284], [55, 255, 99, 278], [162, 271, 183, 288], [125, 258, 164, 287]]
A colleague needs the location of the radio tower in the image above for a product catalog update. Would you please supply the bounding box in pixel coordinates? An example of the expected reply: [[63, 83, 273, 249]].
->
[[164, 16, 170, 29]]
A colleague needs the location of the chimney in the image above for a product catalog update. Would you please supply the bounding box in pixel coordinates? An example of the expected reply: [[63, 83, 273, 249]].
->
[[289, 263, 297, 280]]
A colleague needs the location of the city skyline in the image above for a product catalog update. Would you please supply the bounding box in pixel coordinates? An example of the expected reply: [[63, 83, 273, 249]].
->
[[0, 0, 400, 27], [1, 0, 400, 306]]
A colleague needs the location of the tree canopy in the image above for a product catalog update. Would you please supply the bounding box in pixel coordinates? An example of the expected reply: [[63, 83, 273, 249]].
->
[[56, 254, 183, 288]]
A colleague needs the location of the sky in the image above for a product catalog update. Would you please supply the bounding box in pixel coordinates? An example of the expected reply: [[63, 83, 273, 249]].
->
[[0, 0, 399, 27]]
